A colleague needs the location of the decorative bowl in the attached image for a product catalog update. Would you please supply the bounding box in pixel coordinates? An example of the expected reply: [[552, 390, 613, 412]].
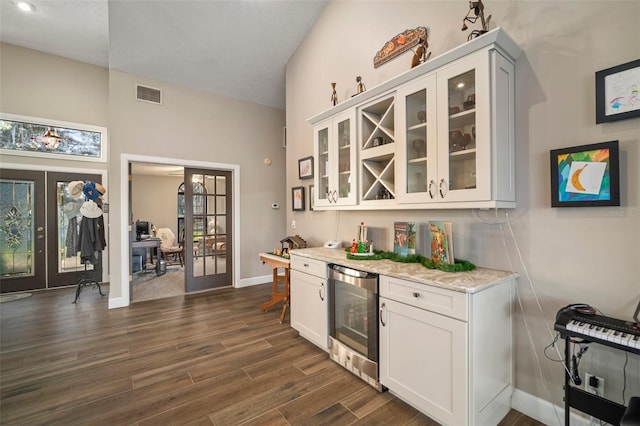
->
[[417, 110, 426, 123]]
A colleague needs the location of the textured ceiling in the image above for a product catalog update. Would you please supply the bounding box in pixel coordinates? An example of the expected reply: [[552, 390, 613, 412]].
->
[[0, 0, 328, 109]]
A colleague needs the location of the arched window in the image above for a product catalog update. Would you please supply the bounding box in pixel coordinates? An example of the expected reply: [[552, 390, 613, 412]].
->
[[177, 181, 206, 239]]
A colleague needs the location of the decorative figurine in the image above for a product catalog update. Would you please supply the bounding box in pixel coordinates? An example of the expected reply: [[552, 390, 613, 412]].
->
[[331, 82, 338, 106], [461, 0, 491, 41], [356, 76, 366, 94], [410, 38, 431, 68]]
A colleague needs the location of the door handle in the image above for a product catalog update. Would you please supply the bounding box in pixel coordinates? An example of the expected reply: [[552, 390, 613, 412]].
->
[[379, 302, 386, 327], [319, 282, 325, 301], [439, 178, 448, 198], [428, 180, 436, 199], [37, 226, 44, 231], [36, 234, 44, 240]]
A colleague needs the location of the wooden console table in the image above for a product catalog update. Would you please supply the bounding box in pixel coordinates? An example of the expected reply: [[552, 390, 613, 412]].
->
[[259, 252, 290, 323]]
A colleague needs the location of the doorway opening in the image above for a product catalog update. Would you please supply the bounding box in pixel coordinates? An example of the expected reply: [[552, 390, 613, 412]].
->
[[125, 156, 239, 305]]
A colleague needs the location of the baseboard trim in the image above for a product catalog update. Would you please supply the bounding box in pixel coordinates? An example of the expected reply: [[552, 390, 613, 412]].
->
[[237, 275, 271, 288], [108, 296, 129, 309], [512, 388, 589, 426]]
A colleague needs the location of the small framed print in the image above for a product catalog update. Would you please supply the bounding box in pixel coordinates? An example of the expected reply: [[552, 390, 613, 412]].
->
[[595, 59, 640, 123], [292, 186, 305, 211], [298, 156, 314, 180], [308, 184, 315, 211], [550, 140, 620, 207]]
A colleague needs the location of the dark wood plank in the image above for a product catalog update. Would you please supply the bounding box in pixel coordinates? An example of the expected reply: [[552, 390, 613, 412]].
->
[[0, 283, 544, 426]]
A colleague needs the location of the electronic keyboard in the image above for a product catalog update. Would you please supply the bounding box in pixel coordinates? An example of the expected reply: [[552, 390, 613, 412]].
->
[[554, 308, 640, 355]]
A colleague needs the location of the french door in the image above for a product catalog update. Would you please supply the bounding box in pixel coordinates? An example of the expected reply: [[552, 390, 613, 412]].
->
[[0, 169, 102, 293], [184, 168, 232, 292]]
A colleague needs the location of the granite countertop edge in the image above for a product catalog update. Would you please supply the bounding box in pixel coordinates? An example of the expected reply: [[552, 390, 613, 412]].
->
[[290, 247, 518, 294]]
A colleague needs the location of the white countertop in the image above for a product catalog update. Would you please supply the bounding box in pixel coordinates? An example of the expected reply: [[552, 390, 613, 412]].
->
[[290, 247, 518, 294]]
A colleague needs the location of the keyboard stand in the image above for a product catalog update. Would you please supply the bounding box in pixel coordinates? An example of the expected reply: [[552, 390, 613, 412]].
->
[[561, 335, 627, 425]]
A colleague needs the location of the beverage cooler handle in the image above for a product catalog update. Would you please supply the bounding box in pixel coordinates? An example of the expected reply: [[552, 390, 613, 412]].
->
[[379, 302, 386, 327], [319, 282, 325, 301]]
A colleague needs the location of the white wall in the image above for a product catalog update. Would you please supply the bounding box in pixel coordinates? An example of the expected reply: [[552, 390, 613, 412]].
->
[[1, 43, 288, 305], [131, 173, 183, 232], [108, 70, 287, 302], [286, 0, 640, 418]]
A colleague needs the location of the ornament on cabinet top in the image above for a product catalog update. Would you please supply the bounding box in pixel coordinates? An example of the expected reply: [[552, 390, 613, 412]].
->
[[461, 0, 492, 41], [330, 82, 338, 106], [410, 38, 432, 69], [373, 26, 428, 69]]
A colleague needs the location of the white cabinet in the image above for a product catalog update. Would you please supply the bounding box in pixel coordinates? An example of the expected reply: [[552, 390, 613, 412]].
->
[[290, 255, 328, 350], [308, 28, 520, 210], [379, 275, 514, 425], [313, 110, 357, 208], [397, 49, 516, 206]]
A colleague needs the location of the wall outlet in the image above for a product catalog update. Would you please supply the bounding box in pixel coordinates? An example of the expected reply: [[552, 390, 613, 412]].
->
[[585, 373, 604, 396]]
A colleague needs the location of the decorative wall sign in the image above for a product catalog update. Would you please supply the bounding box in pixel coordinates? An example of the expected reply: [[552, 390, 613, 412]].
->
[[0, 113, 107, 162], [550, 141, 620, 207], [373, 27, 427, 69], [595, 59, 640, 123]]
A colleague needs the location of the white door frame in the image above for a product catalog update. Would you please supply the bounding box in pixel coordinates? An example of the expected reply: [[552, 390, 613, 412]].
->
[[118, 153, 240, 307]]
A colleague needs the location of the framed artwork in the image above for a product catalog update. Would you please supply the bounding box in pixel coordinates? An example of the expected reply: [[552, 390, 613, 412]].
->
[[298, 156, 314, 180], [0, 112, 107, 162], [292, 186, 305, 211], [308, 184, 315, 211], [550, 140, 620, 207], [595, 59, 640, 123]]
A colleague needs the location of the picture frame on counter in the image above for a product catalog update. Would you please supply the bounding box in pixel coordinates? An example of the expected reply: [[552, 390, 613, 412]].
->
[[298, 156, 314, 180], [550, 140, 620, 207], [292, 186, 305, 211], [595, 58, 640, 124]]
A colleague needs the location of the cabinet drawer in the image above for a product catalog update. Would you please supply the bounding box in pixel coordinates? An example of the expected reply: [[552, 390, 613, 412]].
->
[[380, 275, 467, 321], [290, 255, 327, 278]]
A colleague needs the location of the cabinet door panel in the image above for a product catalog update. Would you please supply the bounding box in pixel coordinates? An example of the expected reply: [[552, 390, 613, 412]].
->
[[380, 298, 467, 425], [437, 52, 490, 202], [397, 76, 438, 204], [291, 270, 328, 349]]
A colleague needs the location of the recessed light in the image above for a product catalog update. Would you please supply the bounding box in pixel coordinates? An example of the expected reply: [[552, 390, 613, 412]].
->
[[16, 1, 36, 12], [457, 82, 465, 89]]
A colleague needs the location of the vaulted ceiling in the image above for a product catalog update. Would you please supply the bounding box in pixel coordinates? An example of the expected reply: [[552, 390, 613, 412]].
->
[[0, 0, 328, 109]]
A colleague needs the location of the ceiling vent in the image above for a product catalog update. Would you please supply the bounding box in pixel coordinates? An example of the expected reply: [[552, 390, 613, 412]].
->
[[135, 84, 162, 105]]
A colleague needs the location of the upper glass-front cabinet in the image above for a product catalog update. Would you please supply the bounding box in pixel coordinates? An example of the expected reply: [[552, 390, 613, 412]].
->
[[313, 110, 357, 208], [309, 28, 519, 209]]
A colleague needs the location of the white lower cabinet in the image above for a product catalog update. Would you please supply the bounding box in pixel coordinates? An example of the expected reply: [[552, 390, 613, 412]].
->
[[379, 275, 514, 425], [290, 256, 328, 350]]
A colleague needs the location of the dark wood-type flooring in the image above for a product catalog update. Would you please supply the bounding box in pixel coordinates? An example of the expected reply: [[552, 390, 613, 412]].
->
[[1, 283, 543, 425]]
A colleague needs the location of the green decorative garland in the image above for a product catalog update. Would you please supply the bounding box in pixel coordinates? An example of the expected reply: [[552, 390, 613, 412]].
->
[[345, 250, 475, 272]]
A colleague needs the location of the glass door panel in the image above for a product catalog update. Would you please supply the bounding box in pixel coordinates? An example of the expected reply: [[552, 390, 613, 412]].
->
[[48, 172, 103, 288], [447, 69, 477, 192], [316, 126, 329, 204], [336, 117, 352, 199], [0, 170, 45, 292], [405, 88, 428, 195]]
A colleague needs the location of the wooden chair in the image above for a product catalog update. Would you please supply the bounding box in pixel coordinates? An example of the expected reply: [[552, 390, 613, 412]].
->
[[157, 227, 184, 267]]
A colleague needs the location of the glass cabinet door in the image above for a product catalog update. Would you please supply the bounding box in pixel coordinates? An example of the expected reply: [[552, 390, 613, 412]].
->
[[313, 111, 356, 208], [315, 124, 330, 206], [397, 76, 437, 203], [446, 68, 477, 192], [437, 51, 490, 202], [335, 115, 353, 202]]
